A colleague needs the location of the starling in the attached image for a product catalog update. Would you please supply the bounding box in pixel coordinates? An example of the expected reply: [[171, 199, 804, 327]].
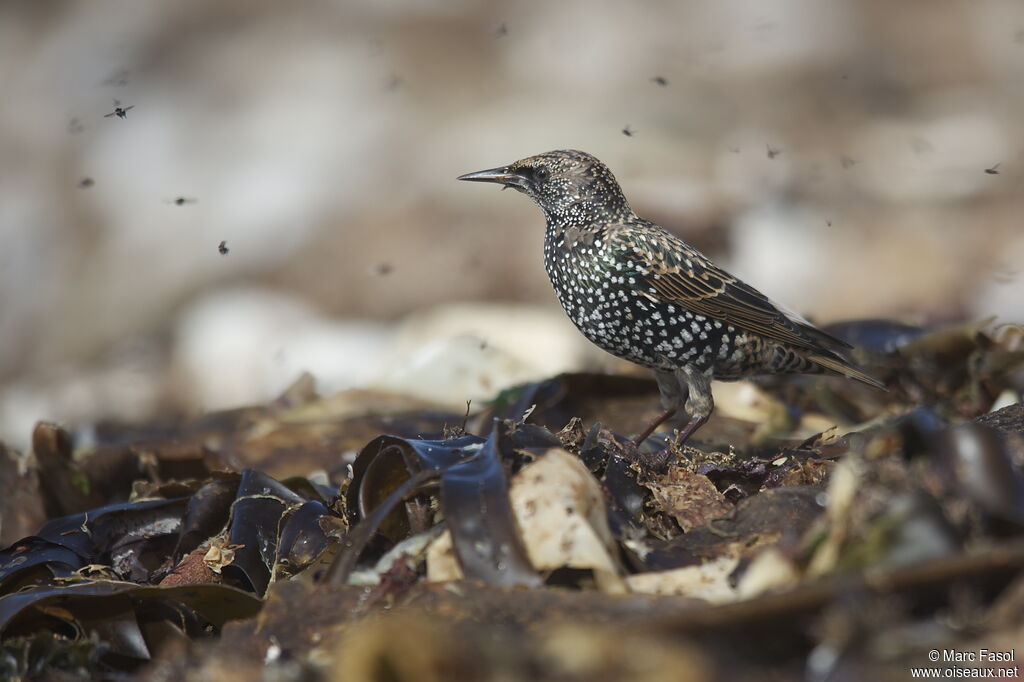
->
[[458, 150, 884, 445]]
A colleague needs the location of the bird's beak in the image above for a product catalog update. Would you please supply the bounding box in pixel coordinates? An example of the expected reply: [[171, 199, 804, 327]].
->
[[457, 166, 528, 191]]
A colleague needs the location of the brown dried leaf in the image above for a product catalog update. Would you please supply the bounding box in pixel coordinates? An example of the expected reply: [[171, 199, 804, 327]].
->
[[645, 467, 733, 533], [204, 538, 245, 575]]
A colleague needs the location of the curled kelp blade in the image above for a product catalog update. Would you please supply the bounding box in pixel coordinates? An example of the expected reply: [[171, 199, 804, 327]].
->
[[274, 499, 338, 580], [174, 475, 241, 558], [221, 469, 306, 596], [431, 446, 624, 592], [0, 580, 261, 648], [0, 497, 189, 589], [323, 468, 443, 585], [439, 421, 541, 587], [1, 467, 339, 602], [347, 433, 485, 532], [327, 422, 539, 587], [0, 540, 85, 594]]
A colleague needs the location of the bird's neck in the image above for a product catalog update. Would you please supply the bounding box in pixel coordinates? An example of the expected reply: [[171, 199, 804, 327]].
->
[[542, 200, 634, 239]]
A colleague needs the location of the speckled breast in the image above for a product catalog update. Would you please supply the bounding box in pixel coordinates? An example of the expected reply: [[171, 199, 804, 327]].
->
[[543, 235, 766, 376]]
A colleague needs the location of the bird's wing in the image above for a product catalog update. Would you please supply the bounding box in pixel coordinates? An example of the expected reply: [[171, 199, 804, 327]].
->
[[605, 221, 851, 355]]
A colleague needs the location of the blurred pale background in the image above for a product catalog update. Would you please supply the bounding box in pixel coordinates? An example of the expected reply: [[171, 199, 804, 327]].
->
[[2, 0, 1023, 451]]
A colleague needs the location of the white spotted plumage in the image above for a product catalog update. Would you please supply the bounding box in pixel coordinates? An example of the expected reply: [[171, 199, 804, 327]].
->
[[460, 149, 884, 444]]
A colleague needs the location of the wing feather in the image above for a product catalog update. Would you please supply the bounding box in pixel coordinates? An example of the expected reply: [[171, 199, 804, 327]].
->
[[608, 222, 841, 352]]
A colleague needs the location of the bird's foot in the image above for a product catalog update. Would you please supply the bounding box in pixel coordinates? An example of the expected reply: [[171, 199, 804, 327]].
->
[[671, 414, 709, 449], [618, 436, 672, 474]]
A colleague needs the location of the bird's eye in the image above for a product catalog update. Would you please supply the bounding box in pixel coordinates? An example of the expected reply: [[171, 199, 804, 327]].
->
[[533, 167, 550, 183]]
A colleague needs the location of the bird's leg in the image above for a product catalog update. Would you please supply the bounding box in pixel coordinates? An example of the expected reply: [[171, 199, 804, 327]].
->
[[674, 413, 709, 447], [631, 407, 677, 446], [673, 367, 714, 448], [632, 369, 686, 446]]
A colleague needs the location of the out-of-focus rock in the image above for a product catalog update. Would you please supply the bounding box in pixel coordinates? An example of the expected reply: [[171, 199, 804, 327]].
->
[[171, 287, 393, 411], [373, 333, 545, 408], [373, 302, 597, 407]]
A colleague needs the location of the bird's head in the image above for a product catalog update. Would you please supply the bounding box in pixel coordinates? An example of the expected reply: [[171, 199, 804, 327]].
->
[[458, 150, 633, 225]]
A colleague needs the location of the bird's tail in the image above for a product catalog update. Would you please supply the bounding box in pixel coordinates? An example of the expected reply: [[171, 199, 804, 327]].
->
[[807, 353, 887, 390]]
